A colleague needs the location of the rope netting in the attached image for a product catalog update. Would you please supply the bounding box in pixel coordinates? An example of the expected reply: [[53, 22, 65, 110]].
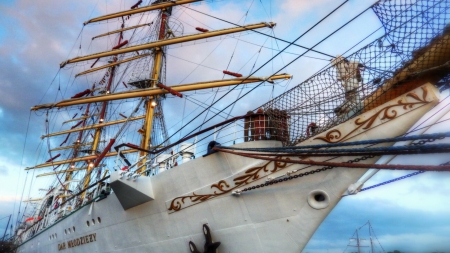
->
[[254, 0, 450, 146]]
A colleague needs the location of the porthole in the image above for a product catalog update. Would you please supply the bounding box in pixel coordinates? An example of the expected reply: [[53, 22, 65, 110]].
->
[[314, 193, 326, 202], [73, 226, 76, 232], [307, 189, 330, 210], [64, 229, 67, 235], [86, 220, 90, 227], [91, 219, 96, 225], [55, 233, 57, 238], [97, 217, 101, 223], [68, 228, 71, 234]]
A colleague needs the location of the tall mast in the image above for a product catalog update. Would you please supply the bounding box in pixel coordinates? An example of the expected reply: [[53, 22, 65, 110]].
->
[[139, 5, 170, 172], [356, 229, 361, 253], [2, 214, 11, 241], [64, 102, 92, 183], [369, 221, 374, 253], [82, 37, 119, 195]]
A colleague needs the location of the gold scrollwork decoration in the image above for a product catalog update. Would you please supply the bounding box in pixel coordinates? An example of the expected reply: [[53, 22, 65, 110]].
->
[[168, 157, 289, 212], [314, 87, 430, 143]]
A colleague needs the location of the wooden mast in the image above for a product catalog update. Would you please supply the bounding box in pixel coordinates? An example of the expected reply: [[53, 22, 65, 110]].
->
[[138, 7, 169, 172], [81, 37, 122, 197], [64, 95, 93, 183], [32, 1, 290, 190]]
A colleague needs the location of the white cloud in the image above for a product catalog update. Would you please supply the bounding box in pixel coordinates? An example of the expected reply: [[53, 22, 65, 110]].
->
[[0, 195, 21, 202]]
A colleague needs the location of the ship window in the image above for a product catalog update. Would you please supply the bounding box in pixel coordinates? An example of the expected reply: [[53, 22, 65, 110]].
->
[[55, 233, 57, 238], [64, 229, 67, 235], [91, 219, 96, 225], [73, 226, 76, 232], [68, 228, 72, 233], [86, 220, 90, 227], [97, 217, 101, 223]]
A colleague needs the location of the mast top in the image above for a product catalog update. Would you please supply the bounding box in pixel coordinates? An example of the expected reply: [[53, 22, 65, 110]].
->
[[60, 22, 276, 68], [83, 0, 203, 25]]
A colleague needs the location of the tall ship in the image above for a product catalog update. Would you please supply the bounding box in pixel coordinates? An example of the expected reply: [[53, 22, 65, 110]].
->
[[12, 0, 450, 252]]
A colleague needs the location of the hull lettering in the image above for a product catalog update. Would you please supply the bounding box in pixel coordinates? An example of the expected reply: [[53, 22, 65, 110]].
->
[[58, 233, 96, 251]]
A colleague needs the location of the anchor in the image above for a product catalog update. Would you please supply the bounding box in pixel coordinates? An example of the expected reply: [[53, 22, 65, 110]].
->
[[188, 224, 221, 253]]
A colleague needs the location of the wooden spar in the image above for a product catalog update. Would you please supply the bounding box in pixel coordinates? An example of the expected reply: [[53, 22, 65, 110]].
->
[[63, 114, 99, 124], [60, 22, 276, 67], [75, 54, 151, 77], [36, 165, 106, 178], [50, 142, 104, 152], [42, 115, 145, 139], [84, 0, 202, 25], [364, 32, 450, 111], [32, 74, 291, 110], [25, 149, 138, 170], [22, 198, 43, 203], [92, 23, 152, 40]]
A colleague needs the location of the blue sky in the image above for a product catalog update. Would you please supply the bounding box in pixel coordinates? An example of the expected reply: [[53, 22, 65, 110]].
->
[[0, 0, 449, 252]]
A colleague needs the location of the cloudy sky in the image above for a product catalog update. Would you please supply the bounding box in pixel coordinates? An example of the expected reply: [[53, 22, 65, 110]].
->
[[1, 0, 450, 252]]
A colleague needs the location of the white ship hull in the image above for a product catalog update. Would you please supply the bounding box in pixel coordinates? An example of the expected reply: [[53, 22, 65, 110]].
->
[[15, 83, 441, 253]]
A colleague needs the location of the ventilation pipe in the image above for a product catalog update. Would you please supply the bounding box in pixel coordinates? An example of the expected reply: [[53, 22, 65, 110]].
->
[[180, 143, 195, 163], [156, 154, 171, 173]]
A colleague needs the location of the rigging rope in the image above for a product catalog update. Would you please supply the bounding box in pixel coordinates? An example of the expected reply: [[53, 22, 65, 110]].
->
[[360, 160, 450, 192], [13, 111, 33, 231], [215, 147, 450, 171], [215, 143, 450, 157], [256, 0, 450, 146], [218, 132, 450, 151], [160, 0, 354, 148], [180, 5, 336, 59]]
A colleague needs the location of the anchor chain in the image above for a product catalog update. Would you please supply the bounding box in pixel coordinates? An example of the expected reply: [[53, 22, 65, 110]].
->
[[237, 155, 376, 194], [410, 136, 445, 146], [234, 135, 447, 194]]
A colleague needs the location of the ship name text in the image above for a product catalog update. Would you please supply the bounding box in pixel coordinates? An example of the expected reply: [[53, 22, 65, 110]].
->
[[58, 233, 96, 251]]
